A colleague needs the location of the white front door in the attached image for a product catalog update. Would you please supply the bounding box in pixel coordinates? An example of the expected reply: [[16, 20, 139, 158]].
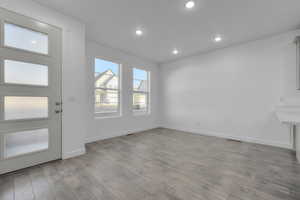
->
[[0, 8, 62, 174]]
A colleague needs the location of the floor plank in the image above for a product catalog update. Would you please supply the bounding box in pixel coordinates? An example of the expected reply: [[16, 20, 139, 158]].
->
[[1, 128, 300, 200], [0, 173, 14, 200], [13, 169, 35, 200], [28, 166, 56, 200]]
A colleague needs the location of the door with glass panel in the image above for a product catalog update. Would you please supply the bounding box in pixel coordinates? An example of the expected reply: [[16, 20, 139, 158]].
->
[[0, 8, 62, 174]]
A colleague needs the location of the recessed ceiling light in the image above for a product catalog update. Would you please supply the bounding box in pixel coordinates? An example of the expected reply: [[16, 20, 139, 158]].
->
[[135, 29, 143, 36], [31, 40, 37, 44], [185, 1, 195, 9], [172, 49, 179, 55], [214, 35, 222, 42]]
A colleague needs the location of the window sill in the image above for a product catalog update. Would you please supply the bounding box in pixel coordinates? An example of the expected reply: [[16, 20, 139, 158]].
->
[[94, 112, 121, 119], [133, 111, 150, 116]]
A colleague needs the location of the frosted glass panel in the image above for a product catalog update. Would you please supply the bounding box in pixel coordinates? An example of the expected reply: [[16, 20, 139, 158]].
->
[[4, 96, 48, 120], [5, 129, 48, 158], [5, 60, 48, 86], [4, 23, 48, 54]]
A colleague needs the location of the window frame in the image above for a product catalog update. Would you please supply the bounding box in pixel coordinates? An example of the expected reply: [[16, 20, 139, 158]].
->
[[132, 68, 150, 115], [94, 57, 121, 118]]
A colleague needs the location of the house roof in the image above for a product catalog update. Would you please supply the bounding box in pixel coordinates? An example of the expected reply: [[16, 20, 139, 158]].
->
[[96, 69, 146, 90], [95, 69, 116, 87], [137, 80, 147, 91]]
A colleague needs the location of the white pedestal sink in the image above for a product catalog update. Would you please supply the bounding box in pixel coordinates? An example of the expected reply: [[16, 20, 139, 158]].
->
[[275, 98, 300, 162]]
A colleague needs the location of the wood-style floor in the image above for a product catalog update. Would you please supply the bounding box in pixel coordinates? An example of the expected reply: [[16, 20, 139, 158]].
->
[[1, 128, 300, 200]]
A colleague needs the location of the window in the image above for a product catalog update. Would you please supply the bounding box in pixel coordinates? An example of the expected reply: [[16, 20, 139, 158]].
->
[[4, 128, 49, 158], [4, 60, 48, 86], [94, 58, 120, 116], [4, 96, 48, 120], [133, 68, 150, 114], [4, 23, 49, 54]]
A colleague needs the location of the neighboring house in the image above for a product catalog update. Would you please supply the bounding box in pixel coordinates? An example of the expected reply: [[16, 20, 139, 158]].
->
[[137, 80, 147, 91], [133, 80, 147, 111], [95, 69, 118, 89], [95, 70, 146, 112], [95, 70, 118, 112]]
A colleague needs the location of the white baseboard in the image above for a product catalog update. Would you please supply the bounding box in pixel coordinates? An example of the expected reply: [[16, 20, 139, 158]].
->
[[62, 147, 86, 159], [162, 125, 292, 150], [85, 126, 160, 144], [85, 131, 126, 144]]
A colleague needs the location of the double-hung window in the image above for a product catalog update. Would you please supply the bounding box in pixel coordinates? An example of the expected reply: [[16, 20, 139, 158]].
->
[[133, 68, 150, 114], [94, 58, 120, 116]]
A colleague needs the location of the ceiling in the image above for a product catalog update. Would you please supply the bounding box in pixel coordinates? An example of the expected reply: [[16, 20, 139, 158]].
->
[[33, 0, 300, 64]]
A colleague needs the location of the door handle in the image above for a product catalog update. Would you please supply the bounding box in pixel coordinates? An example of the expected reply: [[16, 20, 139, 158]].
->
[[55, 102, 62, 106]]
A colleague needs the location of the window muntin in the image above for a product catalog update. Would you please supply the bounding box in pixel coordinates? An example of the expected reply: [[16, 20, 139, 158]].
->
[[133, 68, 150, 113], [4, 23, 49, 54], [94, 58, 120, 115]]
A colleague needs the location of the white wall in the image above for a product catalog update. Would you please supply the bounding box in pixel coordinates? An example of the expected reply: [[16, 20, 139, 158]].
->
[[0, 0, 159, 159], [86, 41, 160, 143], [161, 30, 300, 149], [1, 0, 298, 159], [0, 0, 88, 158]]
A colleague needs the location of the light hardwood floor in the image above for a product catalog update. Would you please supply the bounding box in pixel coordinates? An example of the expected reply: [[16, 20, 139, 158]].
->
[[1, 128, 300, 200]]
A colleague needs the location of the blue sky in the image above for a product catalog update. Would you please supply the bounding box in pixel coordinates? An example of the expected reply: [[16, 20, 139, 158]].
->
[[95, 58, 118, 75], [95, 58, 147, 80], [133, 68, 147, 80]]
